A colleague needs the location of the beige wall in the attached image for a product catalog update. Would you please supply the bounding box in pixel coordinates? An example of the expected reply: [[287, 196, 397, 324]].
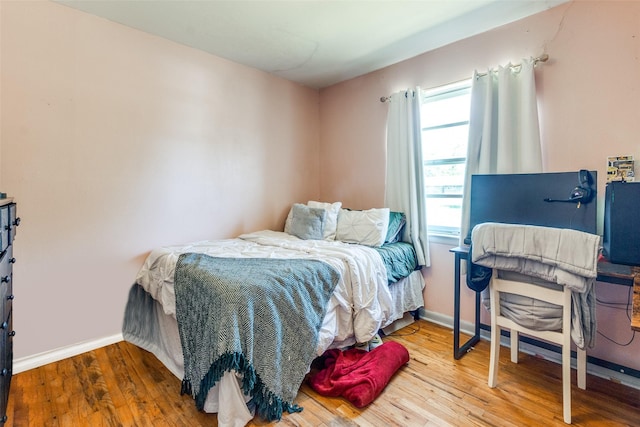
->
[[320, 0, 640, 371], [1, 1, 320, 359]]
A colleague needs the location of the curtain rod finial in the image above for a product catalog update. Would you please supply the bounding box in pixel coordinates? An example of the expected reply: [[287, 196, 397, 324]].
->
[[380, 96, 389, 103]]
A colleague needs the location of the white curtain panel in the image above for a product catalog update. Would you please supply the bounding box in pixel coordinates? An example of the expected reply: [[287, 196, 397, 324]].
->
[[460, 59, 544, 246], [385, 88, 430, 267]]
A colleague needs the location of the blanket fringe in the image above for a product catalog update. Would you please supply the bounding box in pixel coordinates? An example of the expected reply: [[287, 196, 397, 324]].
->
[[180, 379, 192, 396], [183, 351, 302, 421]]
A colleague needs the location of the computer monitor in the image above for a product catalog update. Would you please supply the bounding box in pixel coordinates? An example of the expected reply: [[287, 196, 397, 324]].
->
[[465, 170, 597, 245]]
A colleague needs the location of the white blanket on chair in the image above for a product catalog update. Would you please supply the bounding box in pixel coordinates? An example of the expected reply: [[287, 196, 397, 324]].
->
[[471, 223, 600, 349]]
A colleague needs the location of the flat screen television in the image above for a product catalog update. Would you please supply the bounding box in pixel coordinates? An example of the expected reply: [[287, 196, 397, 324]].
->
[[465, 170, 598, 245]]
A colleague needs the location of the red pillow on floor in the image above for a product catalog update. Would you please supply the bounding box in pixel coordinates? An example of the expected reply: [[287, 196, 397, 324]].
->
[[308, 341, 409, 407]]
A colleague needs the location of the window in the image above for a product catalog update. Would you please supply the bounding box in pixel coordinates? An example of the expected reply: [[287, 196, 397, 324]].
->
[[420, 80, 471, 237]]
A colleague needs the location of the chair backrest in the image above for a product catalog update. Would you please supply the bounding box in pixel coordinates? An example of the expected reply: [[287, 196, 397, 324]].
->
[[489, 270, 571, 346]]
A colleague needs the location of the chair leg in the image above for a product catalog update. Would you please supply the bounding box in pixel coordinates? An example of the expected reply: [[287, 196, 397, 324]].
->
[[488, 324, 500, 388], [562, 339, 571, 424], [577, 347, 586, 390], [510, 330, 519, 363]]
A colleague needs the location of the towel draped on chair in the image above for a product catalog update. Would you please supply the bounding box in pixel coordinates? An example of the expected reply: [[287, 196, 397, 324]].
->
[[470, 222, 600, 349]]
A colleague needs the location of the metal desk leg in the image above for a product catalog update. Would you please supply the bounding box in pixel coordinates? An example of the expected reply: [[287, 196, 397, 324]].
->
[[453, 251, 481, 359]]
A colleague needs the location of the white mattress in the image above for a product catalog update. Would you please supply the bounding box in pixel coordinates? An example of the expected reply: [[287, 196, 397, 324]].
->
[[127, 230, 425, 425]]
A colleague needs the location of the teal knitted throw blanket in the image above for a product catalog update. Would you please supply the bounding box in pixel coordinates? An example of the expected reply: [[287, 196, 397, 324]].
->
[[174, 253, 340, 421]]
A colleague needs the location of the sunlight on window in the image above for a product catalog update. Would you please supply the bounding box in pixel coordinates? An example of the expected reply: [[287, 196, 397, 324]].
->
[[421, 80, 471, 237]]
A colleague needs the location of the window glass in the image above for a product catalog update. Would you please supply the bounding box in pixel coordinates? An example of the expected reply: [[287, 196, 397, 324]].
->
[[422, 125, 469, 160], [421, 94, 471, 128], [424, 163, 465, 196], [421, 80, 471, 237]]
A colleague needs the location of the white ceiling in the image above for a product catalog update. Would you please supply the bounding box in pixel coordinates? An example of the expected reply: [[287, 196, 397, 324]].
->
[[55, 0, 567, 89]]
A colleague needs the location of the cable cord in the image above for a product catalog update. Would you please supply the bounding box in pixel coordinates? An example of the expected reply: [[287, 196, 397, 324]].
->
[[383, 321, 422, 338], [596, 285, 636, 346]]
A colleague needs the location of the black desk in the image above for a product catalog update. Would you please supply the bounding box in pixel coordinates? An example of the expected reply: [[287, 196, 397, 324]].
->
[[449, 246, 480, 359], [595, 259, 639, 286], [597, 260, 640, 331], [449, 245, 639, 359]]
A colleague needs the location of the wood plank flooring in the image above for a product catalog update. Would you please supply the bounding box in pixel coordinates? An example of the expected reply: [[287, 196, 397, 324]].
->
[[5, 320, 640, 426], [632, 275, 640, 331]]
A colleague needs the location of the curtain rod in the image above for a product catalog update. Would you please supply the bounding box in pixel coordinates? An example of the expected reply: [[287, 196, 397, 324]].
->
[[474, 53, 549, 79], [379, 54, 550, 103]]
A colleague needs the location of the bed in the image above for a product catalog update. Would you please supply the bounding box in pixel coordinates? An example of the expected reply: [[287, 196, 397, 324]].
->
[[122, 204, 425, 426]]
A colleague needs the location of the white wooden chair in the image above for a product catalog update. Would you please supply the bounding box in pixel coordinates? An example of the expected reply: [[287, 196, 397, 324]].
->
[[488, 270, 586, 424]]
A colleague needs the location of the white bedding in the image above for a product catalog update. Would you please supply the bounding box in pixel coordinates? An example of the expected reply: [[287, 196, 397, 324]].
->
[[136, 230, 399, 347], [129, 230, 425, 425]]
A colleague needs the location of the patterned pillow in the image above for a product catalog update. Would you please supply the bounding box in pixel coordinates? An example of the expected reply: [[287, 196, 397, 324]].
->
[[285, 204, 327, 240], [307, 201, 342, 240], [385, 211, 406, 243], [336, 208, 390, 247]]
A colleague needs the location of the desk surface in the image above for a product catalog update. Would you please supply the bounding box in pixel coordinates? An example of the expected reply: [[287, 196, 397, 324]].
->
[[451, 246, 640, 332], [596, 259, 640, 285]]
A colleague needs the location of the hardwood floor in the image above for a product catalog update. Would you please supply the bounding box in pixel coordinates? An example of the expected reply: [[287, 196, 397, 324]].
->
[[5, 320, 640, 426]]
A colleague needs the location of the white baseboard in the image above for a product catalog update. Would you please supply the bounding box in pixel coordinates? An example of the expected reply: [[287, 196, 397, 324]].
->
[[500, 333, 640, 390], [419, 309, 640, 391], [421, 308, 477, 336], [13, 333, 124, 374]]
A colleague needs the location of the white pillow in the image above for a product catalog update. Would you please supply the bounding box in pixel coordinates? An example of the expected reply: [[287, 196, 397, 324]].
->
[[307, 201, 342, 240], [336, 208, 390, 247]]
